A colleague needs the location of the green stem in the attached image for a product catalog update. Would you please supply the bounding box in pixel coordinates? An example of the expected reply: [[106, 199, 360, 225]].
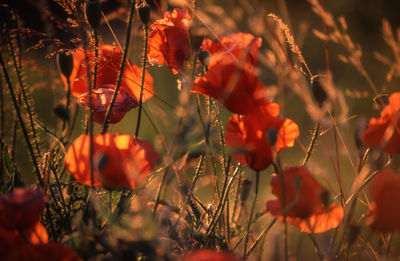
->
[[101, 0, 136, 134], [302, 122, 320, 165], [89, 29, 98, 188], [135, 25, 149, 137], [0, 53, 56, 237], [243, 171, 260, 257]]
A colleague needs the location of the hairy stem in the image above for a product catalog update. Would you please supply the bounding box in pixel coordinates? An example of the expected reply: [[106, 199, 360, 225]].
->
[[135, 24, 149, 137], [101, 0, 136, 134]]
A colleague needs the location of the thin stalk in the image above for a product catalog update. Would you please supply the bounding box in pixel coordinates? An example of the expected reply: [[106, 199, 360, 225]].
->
[[0, 53, 56, 237], [135, 24, 149, 137], [243, 171, 260, 257], [90, 29, 99, 188], [6, 26, 41, 159], [173, 154, 205, 227], [302, 122, 320, 165], [0, 53, 42, 185], [62, 78, 71, 131], [101, 0, 136, 134], [245, 218, 277, 258], [205, 162, 240, 245], [278, 165, 289, 261], [153, 168, 169, 218]]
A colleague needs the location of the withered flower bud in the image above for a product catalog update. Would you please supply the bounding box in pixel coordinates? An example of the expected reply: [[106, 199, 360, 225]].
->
[[54, 104, 70, 121], [189, 22, 208, 52], [311, 75, 328, 107], [137, 4, 151, 26], [373, 94, 389, 110], [319, 189, 330, 208], [85, 0, 101, 30], [239, 178, 252, 202], [57, 52, 73, 79], [198, 51, 210, 67]]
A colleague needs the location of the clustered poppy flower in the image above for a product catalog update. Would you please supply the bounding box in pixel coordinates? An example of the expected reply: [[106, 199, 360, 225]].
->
[[367, 167, 400, 232], [362, 92, 400, 154], [60, 45, 154, 124], [265, 166, 344, 234], [192, 33, 268, 115], [64, 133, 159, 190], [225, 103, 299, 171], [147, 8, 192, 74], [180, 249, 243, 261], [0, 188, 82, 260]]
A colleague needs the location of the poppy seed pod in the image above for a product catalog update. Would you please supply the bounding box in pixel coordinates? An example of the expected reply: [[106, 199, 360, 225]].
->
[[266, 128, 278, 147], [54, 104, 70, 121], [311, 75, 328, 107], [56, 52, 73, 79], [319, 189, 330, 208], [137, 4, 151, 26], [373, 94, 389, 110], [239, 178, 252, 202], [85, 0, 101, 30], [198, 51, 210, 67]]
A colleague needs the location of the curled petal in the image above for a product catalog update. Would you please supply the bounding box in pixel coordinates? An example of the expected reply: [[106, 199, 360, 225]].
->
[[77, 87, 138, 124]]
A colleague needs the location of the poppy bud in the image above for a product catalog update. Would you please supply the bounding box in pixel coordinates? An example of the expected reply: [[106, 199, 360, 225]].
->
[[57, 52, 73, 79], [137, 4, 151, 26], [239, 178, 252, 202], [85, 0, 101, 30], [266, 128, 278, 147], [319, 189, 330, 208], [189, 23, 208, 52], [198, 51, 210, 67], [311, 75, 328, 107], [373, 94, 389, 110], [54, 104, 70, 121]]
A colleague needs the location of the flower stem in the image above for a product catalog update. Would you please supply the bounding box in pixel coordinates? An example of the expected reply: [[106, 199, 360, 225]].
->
[[302, 122, 320, 165], [135, 24, 149, 137], [243, 170, 260, 257], [101, 0, 136, 134]]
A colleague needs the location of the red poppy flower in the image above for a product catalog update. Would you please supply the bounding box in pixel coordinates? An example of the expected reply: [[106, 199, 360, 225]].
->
[[181, 250, 243, 261], [367, 168, 400, 232], [77, 87, 138, 124], [0, 188, 46, 231], [60, 45, 154, 101], [226, 103, 299, 171], [362, 92, 400, 154], [265, 166, 344, 234], [200, 33, 262, 68], [64, 133, 159, 190], [5, 242, 82, 261], [147, 8, 192, 74]]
